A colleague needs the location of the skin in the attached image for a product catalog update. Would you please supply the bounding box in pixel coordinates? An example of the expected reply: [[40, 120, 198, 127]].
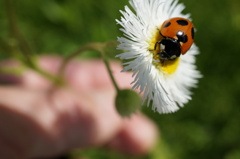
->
[[0, 56, 158, 159]]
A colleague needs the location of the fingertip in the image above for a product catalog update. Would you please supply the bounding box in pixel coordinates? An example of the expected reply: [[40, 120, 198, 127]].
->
[[64, 60, 133, 90], [107, 113, 159, 155]]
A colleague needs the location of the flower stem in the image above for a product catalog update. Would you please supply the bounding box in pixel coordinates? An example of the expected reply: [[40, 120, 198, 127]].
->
[[58, 42, 120, 92], [31, 63, 65, 86], [4, 0, 65, 86], [0, 36, 9, 54], [101, 51, 120, 92], [4, 0, 33, 63], [0, 66, 24, 76], [58, 43, 100, 78]]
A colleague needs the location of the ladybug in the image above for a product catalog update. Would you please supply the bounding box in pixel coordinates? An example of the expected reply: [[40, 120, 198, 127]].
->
[[154, 17, 194, 61]]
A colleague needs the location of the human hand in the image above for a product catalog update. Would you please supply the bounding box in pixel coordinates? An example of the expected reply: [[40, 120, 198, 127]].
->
[[0, 56, 158, 159]]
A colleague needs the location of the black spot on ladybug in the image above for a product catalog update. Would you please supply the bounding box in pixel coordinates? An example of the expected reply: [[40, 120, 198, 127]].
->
[[176, 20, 188, 26], [176, 31, 188, 43], [177, 34, 188, 43], [163, 22, 171, 28], [191, 27, 194, 39]]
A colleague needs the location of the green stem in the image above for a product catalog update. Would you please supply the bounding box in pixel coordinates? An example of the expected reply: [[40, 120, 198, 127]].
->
[[58, 42, 120, 92], [101, 52, 120, 92], [0, 66, 24, 76], [3, 0, 65, 86], [0, 36, 9, 54], [4, 0, 33, 62], [58, 42, 106, 78], [31, 63, 65, 86]]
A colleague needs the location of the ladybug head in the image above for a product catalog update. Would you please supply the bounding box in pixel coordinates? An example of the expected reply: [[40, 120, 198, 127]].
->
[[158, 38, 181, 61]]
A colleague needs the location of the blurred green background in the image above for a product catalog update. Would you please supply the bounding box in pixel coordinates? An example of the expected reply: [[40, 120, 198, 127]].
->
[[0, 0, 240, 159]]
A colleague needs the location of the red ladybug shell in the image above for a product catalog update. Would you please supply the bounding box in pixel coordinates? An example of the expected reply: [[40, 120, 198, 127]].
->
[[160, 17, 194, 54]]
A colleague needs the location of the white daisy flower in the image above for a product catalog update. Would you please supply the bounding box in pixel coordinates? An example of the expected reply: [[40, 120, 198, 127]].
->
[[116, 0, 202, 114]]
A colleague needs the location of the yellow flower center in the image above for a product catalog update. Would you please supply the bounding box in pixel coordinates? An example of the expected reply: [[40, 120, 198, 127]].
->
[[149, 29, 180, 75]]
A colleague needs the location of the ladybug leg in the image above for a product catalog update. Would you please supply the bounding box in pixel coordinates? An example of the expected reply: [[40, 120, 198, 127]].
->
[[149, 27, 162, 51], [148, 41, 161, 52], [154, 41, 161, 50], [159, 52, 170, 61]]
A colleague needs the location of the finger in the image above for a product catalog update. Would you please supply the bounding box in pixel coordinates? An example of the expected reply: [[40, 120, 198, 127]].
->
[[0, 85, 158, 158], [63, 58, 133, 91], [0, 86, 57, 159], [107, 113, 158, 155], [8, 56, 133, 90], [0, 86, 123, 158]]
